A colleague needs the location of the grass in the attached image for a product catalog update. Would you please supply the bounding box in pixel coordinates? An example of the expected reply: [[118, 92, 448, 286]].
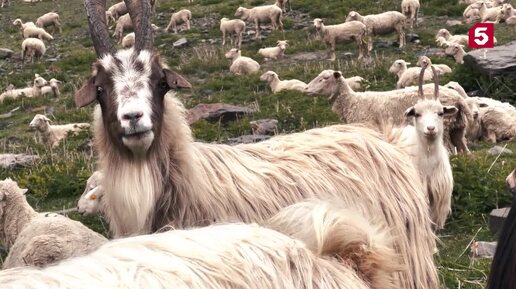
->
[[1, 0, 516, 287]]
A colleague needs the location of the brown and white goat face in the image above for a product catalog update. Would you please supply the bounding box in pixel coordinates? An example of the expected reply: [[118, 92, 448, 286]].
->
[[29, 114, 50, 131], [405, 100, 457, 140], [305, 70, 341, 96], [75, 49, 191, 155]]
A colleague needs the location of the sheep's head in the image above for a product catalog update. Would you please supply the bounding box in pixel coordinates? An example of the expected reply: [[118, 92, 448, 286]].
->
[[0, 178, 28, 222], [313, 18, 323, 30], [416, 56, 432, 68], [404, 60, 457, 141], [305, 69, 342, 97], [34, 75, 48, 88], [345, 11, 360, 22], [234, 7, 246, 17], [12, 19, 22, 26], [75, 0, 191, 156], [435, 36, 449, 47], [77, 171, 103, 216], [48, 78, 62, 88], [259, 71, 278, 82], [29, 114, 51, 131], [224, 48, 240, 60], [435, 29, 450, 40], [389, 60, 409, 74], [277, 40, 288, 50], [444, 43, 464, 56]]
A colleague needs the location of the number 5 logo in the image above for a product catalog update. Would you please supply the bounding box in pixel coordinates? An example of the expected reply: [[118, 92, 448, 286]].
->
[[468, 23, 495, 49]]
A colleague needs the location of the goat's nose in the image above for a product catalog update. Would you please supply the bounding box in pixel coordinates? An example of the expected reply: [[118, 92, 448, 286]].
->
[[122, 111, 144, 123], [427, 126, 435, 132]]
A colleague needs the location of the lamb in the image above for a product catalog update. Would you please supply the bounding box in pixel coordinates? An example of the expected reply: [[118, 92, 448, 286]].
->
[[258, 40, 288, 60], [106, 2, 128, 25], [113, 14, 132, 43], [29, 114, 90, 148], [220, 17, 246, 48], [0, 178, 107, 269], [21, 38, 46, 63], [396, 60, 456, 229], [0, 74, 47, 102], [304, 69, 473, 154], [435, 28, 468, 46], [224, 48, 260, 75], [165, 9, 191, 33], [12, 19, 36, 32], [0, 200, 399, 289], [480, 1, 503, 22], [389, 58, 451, 89], [345, 11, 406, 52], [401, 0, 420, 29], [121, 24, 159, 48], [77, 171, 104, 216], [444, 43, 466, 64], [234, 5, 283, 39], [36, 12, 62, 33], [313, 18, 367, 60], [73, 2, 439, 288], [41, 78, 62, 97], [260, 70, 307, 93]]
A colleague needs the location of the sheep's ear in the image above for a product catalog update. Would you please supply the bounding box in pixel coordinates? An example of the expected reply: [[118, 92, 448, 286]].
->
[[479, 103, 489, 108], [20, 188, 28, 195], [74, 77, 97, 108], [350, 11, 356, 16], [164, 69, 192, 89], [406, 62, 411, 65], [333, 71, 342, 79], [404, 106, 416, 118], [443, 106, 458, 115]]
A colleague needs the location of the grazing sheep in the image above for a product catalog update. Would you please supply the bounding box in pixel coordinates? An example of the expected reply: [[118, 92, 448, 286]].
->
[[444, 43, 466, 64], [220, 17, 246, 48], [21, 26, 54, 41], [397, 61, 456, 229], [260, 70, 307, 93], [304, 69, 473, 154], [0, 200, 398, 289], [41, 78, 62, 97], [113, 14, 132, 43], [165, 9, 191, 33], [36, 12, 62, 33], [0, 178, 107, 269], [12, 19, 36, 37], [435, 29, 468, 46], [106, 1, 128, 25], [121, 24, 159, 48], [234, 5, 283, 39], [225, 48, 260, 75], [77, 171, 104, 216], [313, 18, 367, 60], [0, 74, 47, 102], [74, 2, 439, 288], [258, 40, 288, 60], [29, 114, 90, 148], [21, 38, 46, 63], [274, 0, 289, 12], [401, 0, 420, 29], [345, 11, 406, 51]]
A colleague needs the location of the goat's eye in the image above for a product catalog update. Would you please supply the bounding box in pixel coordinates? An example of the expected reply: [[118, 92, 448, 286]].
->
[[414, 113, 421, 118], [96, 86, 103, 97], [437, 111, 444, 117], [159, 79, 168, 89]]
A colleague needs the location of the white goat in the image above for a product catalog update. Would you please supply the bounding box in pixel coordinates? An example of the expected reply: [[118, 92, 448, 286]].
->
[[258, 40, 288, 60], [29, 114, 90, 148], [345, 11, 406, 51], [260, 70, 307, 93]]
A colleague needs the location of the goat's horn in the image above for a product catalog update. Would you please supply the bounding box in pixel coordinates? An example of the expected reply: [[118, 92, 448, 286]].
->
[[418, 62, 427, 100], [431, 65, 439, 100], [124, 0, 153, 52], [84, 0, 115, 57]]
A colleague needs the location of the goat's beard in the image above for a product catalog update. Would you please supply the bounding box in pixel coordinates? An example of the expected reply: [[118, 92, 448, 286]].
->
[[122, 131, 155, 156]]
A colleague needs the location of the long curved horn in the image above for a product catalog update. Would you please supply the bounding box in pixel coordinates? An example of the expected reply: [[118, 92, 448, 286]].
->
[[84, 0, 115, 57], [418, 62, 427, 100], [124, 0, 153, 52], [431, 65, 439, 100]]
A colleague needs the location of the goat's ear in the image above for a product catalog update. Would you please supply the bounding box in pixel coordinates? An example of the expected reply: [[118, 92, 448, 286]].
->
[[74, 77, 97, 108], [404, 106, 416, 118], [479, 103, 489, 108], [164, 69, 192, 89], [443, 106, 458, 115], [333, 71, 342, 79]]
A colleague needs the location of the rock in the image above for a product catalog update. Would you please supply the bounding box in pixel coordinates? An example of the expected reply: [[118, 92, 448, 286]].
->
[[247, 30, 256, 36], [250, 119, 278, 135], [290, 51, 325, 61], [46, 58, 59, 63], [488, 146, 513, 155], [225, 134, 271, 145], [416, 48, 446, 58], [470, 241, 497, 259], [0, 154, 39, 169], [489, 207, 510, 234], [464, 41, 516, 75], [186, 103, 256, 124], [406, 33, 419, 43], [173, 38, 188, 48], [0, 48, 14, 59], [374, 41, 395, 49], [446, 20, 463, 27]]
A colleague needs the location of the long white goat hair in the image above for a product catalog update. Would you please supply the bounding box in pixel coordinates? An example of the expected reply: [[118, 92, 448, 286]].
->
[[0, 201, 397, 289]]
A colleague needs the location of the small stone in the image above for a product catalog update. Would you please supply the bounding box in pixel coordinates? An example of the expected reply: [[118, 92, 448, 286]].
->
[[446, 20, 463, 27], [407, 33, 419, 43], [250, 119, 278, 135], [489, 207, 510, 234], [186, 103, 256, 124], [225, 134, 271, 145], [488, 146, 513, 155], [0, 48, 14, 59], [247, 30, 256, 36], [173, 37, 188, 48]]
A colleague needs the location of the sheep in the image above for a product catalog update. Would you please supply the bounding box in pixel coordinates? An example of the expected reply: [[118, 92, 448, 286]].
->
[[345, 76, 366, 91], [0, 74, 47, 102], [12, 19, 36, 37], [435, 28, 468, 46], [345, 11, 406, 52], [224, 48, 260, 75], [496, 3, 516, 23], [29, 114, 90, 148], [234, 5, 283, 39], [74, 3, 438, 288], [0, 178, 107, 269], [35, 12, 62, 33], [106, 1, 128, 24], [463, 5, 481, 23], [444, 43, 466, 64], [21, 38, 46, 63], [41, 78, 62, 97], [479, 107, 516, 143], [121, 24, 159, 48], [19, 25, 53, 41], [165, 9, 191, 33], [304, 69, 473, 154], [220, 17, 246, 48], [401, 0, 420, 29], [275, 0, 290, 12], [313, 18, 368, 60], [389, 59, 434, 89], [0, 200, 399, 289], [416, 55, 452, 74], [113, 14, 132, 43], [1, 0, 9, 8], [77, 171, 104, 216], [480, 1, 503, 22], [435, 36, 453, 47], [260, 70, 307, 93], [258, 40, 288, 60], [396, 60, 456, 229]]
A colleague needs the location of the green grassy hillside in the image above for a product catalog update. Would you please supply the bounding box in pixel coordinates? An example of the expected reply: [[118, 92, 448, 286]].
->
[[1, 0, 515, 287]]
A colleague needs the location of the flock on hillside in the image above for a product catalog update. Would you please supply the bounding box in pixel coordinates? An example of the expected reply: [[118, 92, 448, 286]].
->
[[0, 0, 515, 288]]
